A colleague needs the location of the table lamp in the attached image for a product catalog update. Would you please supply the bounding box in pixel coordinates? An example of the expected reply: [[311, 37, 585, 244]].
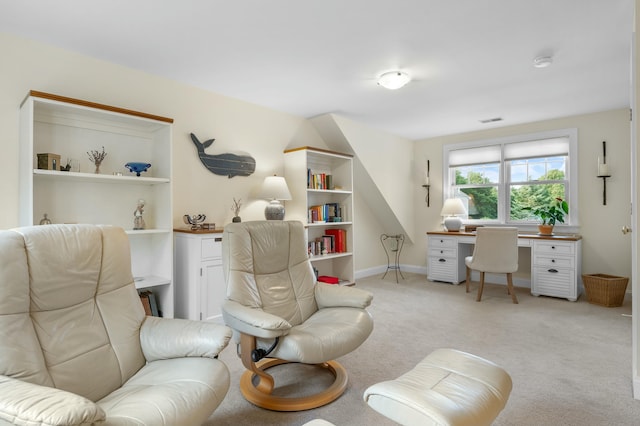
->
[[441, 198, 466, 232], [260, 175, 292, 220]]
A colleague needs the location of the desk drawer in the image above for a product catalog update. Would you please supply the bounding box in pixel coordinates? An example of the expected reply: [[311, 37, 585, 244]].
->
[[533, 266, 576, 299], [534, 255, 574, 268], [428, 236, 457, 249], [201, 237, 223, 259], [428, 256, 456, 280], [428, 248, 457, 258], [534, 241, 574, 256]]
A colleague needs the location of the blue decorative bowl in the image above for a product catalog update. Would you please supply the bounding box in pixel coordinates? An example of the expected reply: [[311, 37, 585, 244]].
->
[[125, 162, 151, 177]]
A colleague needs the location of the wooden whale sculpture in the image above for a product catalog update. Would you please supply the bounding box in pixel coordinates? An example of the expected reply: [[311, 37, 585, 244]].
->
[[190, 133, 256, 178]]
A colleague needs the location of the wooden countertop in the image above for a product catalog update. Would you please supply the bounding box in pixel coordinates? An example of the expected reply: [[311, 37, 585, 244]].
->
[[427, 230, 582, 241], [174, 227, 223, 234]]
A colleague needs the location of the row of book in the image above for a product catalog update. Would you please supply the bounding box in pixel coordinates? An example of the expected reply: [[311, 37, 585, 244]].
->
[[309, 203, 343, 223], [308, 228, 347, 256], [307, 169, 333, 190]]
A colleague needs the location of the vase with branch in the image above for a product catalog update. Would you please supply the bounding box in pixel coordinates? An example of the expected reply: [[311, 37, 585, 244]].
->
[[87, 146, 107, 174], [231, 198, 242, 223]]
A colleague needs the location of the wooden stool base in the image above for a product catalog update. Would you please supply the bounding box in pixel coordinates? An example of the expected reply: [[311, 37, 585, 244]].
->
[[240, 358, 348, 411]]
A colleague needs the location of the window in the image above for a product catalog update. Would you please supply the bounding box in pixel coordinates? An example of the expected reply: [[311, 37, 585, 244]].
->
[[443, 129, 577, 226]]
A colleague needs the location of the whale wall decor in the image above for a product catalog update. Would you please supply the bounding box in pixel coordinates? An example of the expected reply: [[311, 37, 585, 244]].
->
[[190, 133, 256, 178]]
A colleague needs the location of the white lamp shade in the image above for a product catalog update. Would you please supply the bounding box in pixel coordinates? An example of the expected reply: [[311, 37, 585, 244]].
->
[[440, 198, 466, 232], [260, 176, 292, 200], [440, 198, 467, 216]]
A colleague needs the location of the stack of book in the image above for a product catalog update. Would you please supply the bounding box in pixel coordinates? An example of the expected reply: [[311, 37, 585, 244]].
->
[[307, 228, 347, 256], [308, 203, 342, 223]]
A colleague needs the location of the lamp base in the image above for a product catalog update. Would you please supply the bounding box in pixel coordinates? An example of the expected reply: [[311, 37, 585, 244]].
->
[[443, 216, 463, 232], [265, 200, 285, 220]]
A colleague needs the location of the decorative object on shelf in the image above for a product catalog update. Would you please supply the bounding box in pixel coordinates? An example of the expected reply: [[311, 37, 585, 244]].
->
[[133, 199, 146, 230], [440, 198, 467, 232], [60, 159, 71, 172], [260, 175, 292, 220], [183, 214, 207, 230], [523, 197, 568, 235], [87, 146, 107, 174], [190, 133, 256, 178], [231, 198, 242, 222], [125, 162, 152, 177], [37, 153, 61, 171], [596, 141, 612, 205], [39, 213, 52, 225], [421, 159, 431, 207]]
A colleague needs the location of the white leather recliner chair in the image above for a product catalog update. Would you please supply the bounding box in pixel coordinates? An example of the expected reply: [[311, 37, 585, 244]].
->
[[0, 224, 232, 425], [222, 221, 374, 411]]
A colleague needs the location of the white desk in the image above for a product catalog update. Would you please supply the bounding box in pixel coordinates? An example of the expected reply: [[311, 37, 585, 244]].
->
[[427, 231, 583, 301]]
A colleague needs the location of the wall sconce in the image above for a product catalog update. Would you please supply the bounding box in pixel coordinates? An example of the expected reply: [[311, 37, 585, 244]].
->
[[422, 160, 430, 207], [259, 175, 292, 220], [597, 141, 611, 205], [440, 198, 467, 232]]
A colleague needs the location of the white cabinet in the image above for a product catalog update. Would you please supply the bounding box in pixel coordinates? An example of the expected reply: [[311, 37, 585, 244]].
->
[[284, 147, 355, 285], [427, 235, 471, 284], [19, 91, 174, 317], [531, 239, 583, 301], [174, 230, 226, 321]]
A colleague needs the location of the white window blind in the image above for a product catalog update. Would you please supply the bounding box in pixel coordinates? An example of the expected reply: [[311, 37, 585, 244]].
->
[[448, 145, 501, 166], [504, 137, 569, 161]]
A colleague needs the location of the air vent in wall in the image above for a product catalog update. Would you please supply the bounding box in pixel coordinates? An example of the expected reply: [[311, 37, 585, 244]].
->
[[479, 117, 503, 124]]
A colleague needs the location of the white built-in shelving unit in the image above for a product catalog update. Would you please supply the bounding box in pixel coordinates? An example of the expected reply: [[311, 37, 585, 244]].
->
[[19, 91, 175, 317], [284, 146, 355, 285]]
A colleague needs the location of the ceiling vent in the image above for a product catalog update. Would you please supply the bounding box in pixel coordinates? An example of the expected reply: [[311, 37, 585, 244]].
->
[[479, 117, 503, 124]]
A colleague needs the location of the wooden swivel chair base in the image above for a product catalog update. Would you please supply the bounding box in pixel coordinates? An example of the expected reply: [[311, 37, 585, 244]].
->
[[238, 334, 348, 411], [466, 268, 519, 304]]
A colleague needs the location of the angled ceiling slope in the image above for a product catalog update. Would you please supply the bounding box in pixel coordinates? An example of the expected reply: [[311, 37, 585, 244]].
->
[[311, 114, 414, 243]]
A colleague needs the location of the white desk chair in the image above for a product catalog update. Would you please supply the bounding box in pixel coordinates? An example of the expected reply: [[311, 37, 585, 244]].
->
[[465, 227, 519, 303]]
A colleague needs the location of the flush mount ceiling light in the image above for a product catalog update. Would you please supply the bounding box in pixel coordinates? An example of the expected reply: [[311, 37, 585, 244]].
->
[[533, 56, 553, 68], [377, 71, 411, 89]]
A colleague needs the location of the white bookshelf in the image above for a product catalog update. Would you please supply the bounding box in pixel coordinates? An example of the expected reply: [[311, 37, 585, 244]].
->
[[19, 91, 175, 317], [284, 146, 355, 285]]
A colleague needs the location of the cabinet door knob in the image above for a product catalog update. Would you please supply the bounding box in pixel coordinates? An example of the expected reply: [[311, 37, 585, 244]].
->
[[440, 239, 443, 243], [438, 258, 446, 262], [551, 259, 555, 263], [551, 246, 555, 249], [548, 268, 558, 273], [440, 250, 444, 253]]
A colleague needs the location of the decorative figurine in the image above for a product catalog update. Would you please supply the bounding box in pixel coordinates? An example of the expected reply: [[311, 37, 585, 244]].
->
[[231, 198, 242, 222], [39, 213, 52, 225], [87, 146, 107, 174], [133, 199, 146, 230], [125, 162, 152, 177]]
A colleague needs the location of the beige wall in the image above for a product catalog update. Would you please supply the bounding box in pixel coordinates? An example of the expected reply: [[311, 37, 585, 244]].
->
[[0, 32, 632, 284], [412, 109, 632, 280], [0, 32, 325, 231]]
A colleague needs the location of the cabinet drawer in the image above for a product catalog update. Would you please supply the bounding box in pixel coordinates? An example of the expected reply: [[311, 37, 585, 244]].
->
[[428, 256, 456, 275], [534, 255, 574, 268], [201, 237, 223, 259], [534, 241, 574, 256], [428, 248, 457, 258], [428, 237, 457, 249], [533, 266, 576, 299]]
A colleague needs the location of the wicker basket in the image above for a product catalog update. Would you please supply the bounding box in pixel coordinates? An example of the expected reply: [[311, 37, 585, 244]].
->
[[582, 274, 629, 307]]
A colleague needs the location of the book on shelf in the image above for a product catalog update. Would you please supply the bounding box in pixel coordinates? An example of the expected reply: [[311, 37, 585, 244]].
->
[[318, 275, 340, 284], [307, 169, 333, 190], [308, 203, 343, 223], [138, 290, 160, 317], [324, 228, 347, 253]]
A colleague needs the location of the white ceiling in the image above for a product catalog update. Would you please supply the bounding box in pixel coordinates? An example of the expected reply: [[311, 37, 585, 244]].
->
[[0, 0, 634, 140]]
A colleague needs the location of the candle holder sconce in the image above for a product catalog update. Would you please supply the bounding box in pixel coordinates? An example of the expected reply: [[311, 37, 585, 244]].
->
[[422, 160, 431, 207], [597, 141, 611, 205]]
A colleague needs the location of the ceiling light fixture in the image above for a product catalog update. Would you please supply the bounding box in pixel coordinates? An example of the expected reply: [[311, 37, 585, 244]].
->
[[533, 56, 553, 68], [377, 71, 411, 90]]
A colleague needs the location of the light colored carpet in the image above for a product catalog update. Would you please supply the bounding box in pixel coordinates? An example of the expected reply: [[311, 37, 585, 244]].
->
[[205, 273, 640, 425]]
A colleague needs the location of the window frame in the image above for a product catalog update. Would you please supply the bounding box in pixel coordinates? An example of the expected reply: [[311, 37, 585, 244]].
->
[[442, 128, 578, 230]]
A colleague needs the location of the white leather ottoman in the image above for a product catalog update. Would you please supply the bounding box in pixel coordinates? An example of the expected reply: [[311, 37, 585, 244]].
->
[[363, 348, 512, 426]]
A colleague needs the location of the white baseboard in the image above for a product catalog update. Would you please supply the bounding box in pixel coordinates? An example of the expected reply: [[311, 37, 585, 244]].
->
[[355, 264, 427, 280], [355, 265, 530, 288]]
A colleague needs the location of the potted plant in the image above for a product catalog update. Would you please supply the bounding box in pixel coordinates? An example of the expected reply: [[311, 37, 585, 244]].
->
[[231, 197, 242, 223], [523, 197, 569, 235]]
